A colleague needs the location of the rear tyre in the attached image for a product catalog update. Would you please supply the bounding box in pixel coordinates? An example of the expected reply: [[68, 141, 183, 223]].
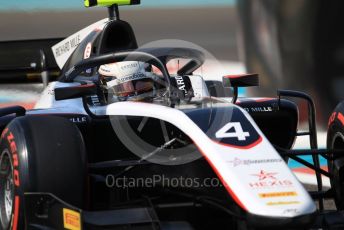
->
[[0, 116, 87, 229], [327, 101, 344, 210]]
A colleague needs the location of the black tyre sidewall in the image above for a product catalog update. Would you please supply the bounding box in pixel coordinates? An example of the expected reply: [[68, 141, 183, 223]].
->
[[327, 102, 344, 209], [0, 116, 87, 229]]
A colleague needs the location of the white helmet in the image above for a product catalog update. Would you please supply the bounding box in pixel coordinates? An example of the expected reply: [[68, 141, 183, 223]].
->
[[99, 61, 156, 101]]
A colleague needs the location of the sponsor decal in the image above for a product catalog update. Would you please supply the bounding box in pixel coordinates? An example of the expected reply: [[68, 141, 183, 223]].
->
[[63, 208, 81, 230], [267, 201, 300, 206], [99, 65, 111, 73], [227, 157, 283, 167], [54, 34, 81, 58], [259, 191, 297, 198], [52, 18, 108, 69], [120, 62, 139, 70], [175, 76, 188, 95], [249, 170, 293, 189], [70, 117, 87, 123], [84, 43, 92, 59], [7, 132, 20, 187], [243, 107, 273, 113], [118, 72, 146, 84], [5, 131, 20, 230]]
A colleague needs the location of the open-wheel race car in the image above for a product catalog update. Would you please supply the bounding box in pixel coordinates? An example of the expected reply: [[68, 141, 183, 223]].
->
[[1, 1, 344, 229]]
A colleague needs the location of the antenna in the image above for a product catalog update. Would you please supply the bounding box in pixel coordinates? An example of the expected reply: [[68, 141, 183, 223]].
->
[[108, 4, 120, 20]]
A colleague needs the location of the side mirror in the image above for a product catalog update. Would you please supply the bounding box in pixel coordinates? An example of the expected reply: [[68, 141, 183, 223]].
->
[[55, 84, 97, 101], [222, 74, 259, 103], [222, 73, 259, 88]]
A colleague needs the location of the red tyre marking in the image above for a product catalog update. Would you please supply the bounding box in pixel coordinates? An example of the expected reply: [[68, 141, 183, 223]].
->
[[12, 196, 19, 230], [12, 154, 18, 168], [338, 112, 344, 127], [13, 170, 20, 187], [328, 112, 337, 127], [1, 128, 8, 139], [9, 142, 17, 162], [4, 132, 21, 229], [6, 133, 20, 230], [6, 132, 20, 187], [6, 132, 14, 144]]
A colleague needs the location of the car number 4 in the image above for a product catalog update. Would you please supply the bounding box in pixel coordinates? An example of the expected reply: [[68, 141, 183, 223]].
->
[[215, 122, 250, 141]]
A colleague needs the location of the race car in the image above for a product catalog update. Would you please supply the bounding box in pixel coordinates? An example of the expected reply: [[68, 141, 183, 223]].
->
[[0, 1, 344, 229]]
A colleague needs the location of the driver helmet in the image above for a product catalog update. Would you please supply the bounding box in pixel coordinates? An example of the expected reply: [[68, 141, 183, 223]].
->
[[98, 61, 157, 101]]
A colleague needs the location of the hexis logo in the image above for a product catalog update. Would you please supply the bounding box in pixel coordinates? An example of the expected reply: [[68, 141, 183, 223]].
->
[[249, 170, 293, 189], [251, 170, 278, 181]]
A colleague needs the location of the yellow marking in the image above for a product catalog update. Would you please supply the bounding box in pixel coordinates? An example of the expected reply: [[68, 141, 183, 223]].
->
[[267, 201, 301, 206], [84, 0, 133, 7], [259, 191, 297, 198], [63, 208, 81, 230]]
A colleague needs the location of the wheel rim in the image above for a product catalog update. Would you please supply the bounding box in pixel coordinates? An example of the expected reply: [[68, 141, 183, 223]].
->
[[0, 150, 14, 229]]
